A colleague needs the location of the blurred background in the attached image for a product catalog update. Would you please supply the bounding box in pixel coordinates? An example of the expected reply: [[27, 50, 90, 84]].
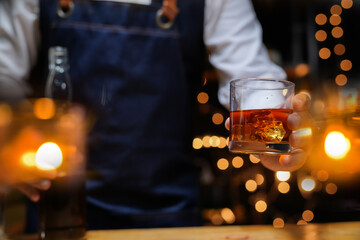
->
[[193, 0, 360, 227], [3, 0, 360, 233]]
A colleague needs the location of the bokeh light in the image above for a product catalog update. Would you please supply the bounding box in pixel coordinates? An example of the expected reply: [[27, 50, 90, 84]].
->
[[315, 30, 327, 42], [315, 13, 327, 25], [302, 210, 314, 222], [335, 74, 347, 86], [319, 48, 331, 59], [329, 14, 341, 26], [232, 156, 244, 168], [324, 131, 351, 160], [273, 218, 285, 228], [334, 44, 345, 56], [331, 27, 343, 38], [326, 183, 338, 195], [35, 142, 63, 170], [255, 200, 267, 213], [197, 92, 209, 104], [217, 158, 229, 170], [340, 59, 352, 71], [301, 178, 316, 192], [276, 171, 291, 181], [278, 182, 290, 194], [245, 180, 257, 192]]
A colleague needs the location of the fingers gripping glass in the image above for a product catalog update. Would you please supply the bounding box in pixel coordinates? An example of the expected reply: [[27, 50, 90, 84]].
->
[[229, 78, 295, 155]]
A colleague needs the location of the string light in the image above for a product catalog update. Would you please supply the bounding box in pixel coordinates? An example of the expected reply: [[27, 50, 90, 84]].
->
[[217, 158, 229, 170], [221, 208, 236, 224], [276, 171, 291, 181], [331, 26, 343, 38], [212, 113, 224, 125], [301, 178, 316, 192], [319, 48, 331, 59], [192, 138, 203, 149], [324, 131, 351, 160], [315, 13, 327, 25], [315, 30, 327, 42], [340, 59, 352, 71], [330, 4, 342, 15], [326, 183, 338, 194], [232, 156, 244, 168], [278, 182, 290, 194], [329, 14, 341, 26], [255, 174, 265, 185], [245, 180, 257, 192], [335, 74, 347, 86], [341, 0, 353, 9], [316, 170, 329, 182], [334, 44, 345, 55], [197, 92, 209, 104], [273, 218, 285, 228], [255, 200, 267, 213], [302, 210, 314, 222]]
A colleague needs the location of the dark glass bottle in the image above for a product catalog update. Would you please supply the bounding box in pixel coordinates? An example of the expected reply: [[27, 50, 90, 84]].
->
[[45, 46, 72, 101]]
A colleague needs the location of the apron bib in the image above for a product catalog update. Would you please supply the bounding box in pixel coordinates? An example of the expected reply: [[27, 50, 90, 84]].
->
[[37, 0, 205, 229]]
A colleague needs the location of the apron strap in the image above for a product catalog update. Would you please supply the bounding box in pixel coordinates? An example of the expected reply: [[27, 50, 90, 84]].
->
[[56, 0, 178, 29], [156, 0, 178, 30]]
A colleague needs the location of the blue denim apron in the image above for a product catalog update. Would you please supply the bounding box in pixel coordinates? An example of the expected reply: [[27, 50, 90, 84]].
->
[[37, 0, 205, 229]]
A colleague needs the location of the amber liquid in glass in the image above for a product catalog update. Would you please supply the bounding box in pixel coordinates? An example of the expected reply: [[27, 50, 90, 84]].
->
[[229, 109, 292, 155]]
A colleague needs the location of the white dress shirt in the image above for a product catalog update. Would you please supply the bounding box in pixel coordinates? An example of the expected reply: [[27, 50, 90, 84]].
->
[[0, 0, 286, 106]]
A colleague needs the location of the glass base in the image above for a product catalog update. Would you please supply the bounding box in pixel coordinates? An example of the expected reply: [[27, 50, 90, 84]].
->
[[229, 140, 291, 155]]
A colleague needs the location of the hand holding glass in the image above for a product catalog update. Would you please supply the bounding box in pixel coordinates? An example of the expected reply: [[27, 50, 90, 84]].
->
[[229, 78, 295, 155]]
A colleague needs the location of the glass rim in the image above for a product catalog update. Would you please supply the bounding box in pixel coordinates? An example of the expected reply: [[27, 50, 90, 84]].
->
[[230, 78, 295, 90]]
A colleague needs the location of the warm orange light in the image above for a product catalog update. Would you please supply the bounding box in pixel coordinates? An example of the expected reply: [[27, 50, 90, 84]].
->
[[21, 151, 37, 167], [210, 136, 220, 147], [221, 208, 236, 224], [249, 154, 260, 164], [294, 64, 310, 77], [302, 210, 314, 222], [324, 131, 351, 160], [315, 13, 327, 25], [335, 74, 347, 86], [0, 103, 13, 127], [34, 98, 56, 120], [192, 138, 202, 149], [340, 59, 352, 71], [255, 174, 264, 185], [232, 156, 244, 168], [278, 182, 290, 194], [197, 92, 209, 104], [315, 30, 327, 42], [319, 48, 331, 59], [202, 136, 211, 148], [317, 170, 329, 181], [245, 180, 257, 192], [334, 44, 345, 55], [332, 27, 343, 38], [341, 0, 353, 9], [218, 137, 227, 148], [212, 113, 224, 125], [330, 5, 342, 15], [329, 14, 341, 26], [255, 200, 267, 213], [217, 158, 229, 170], [326, 183, 338, 194], [35, 142, 63, 170], [273, 218, 285, 228]]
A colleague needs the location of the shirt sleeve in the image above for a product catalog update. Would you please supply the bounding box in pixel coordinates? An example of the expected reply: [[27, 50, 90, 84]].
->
[[204, 0, 287, 109], [0, 0, 40, 100]]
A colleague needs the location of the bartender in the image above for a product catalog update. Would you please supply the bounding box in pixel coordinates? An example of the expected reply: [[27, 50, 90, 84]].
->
[[0, 0, 311, 230]]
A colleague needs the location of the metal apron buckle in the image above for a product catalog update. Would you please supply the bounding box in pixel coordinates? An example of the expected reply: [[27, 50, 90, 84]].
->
[[156, 0, 178, 30], [57, 0, 75, 18]]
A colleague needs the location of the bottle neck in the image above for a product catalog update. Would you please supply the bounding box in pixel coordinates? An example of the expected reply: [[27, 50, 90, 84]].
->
[[49, 55, 69, 73]]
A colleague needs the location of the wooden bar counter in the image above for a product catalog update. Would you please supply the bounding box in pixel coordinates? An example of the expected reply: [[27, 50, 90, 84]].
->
[[13, 221, 360, 240]]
